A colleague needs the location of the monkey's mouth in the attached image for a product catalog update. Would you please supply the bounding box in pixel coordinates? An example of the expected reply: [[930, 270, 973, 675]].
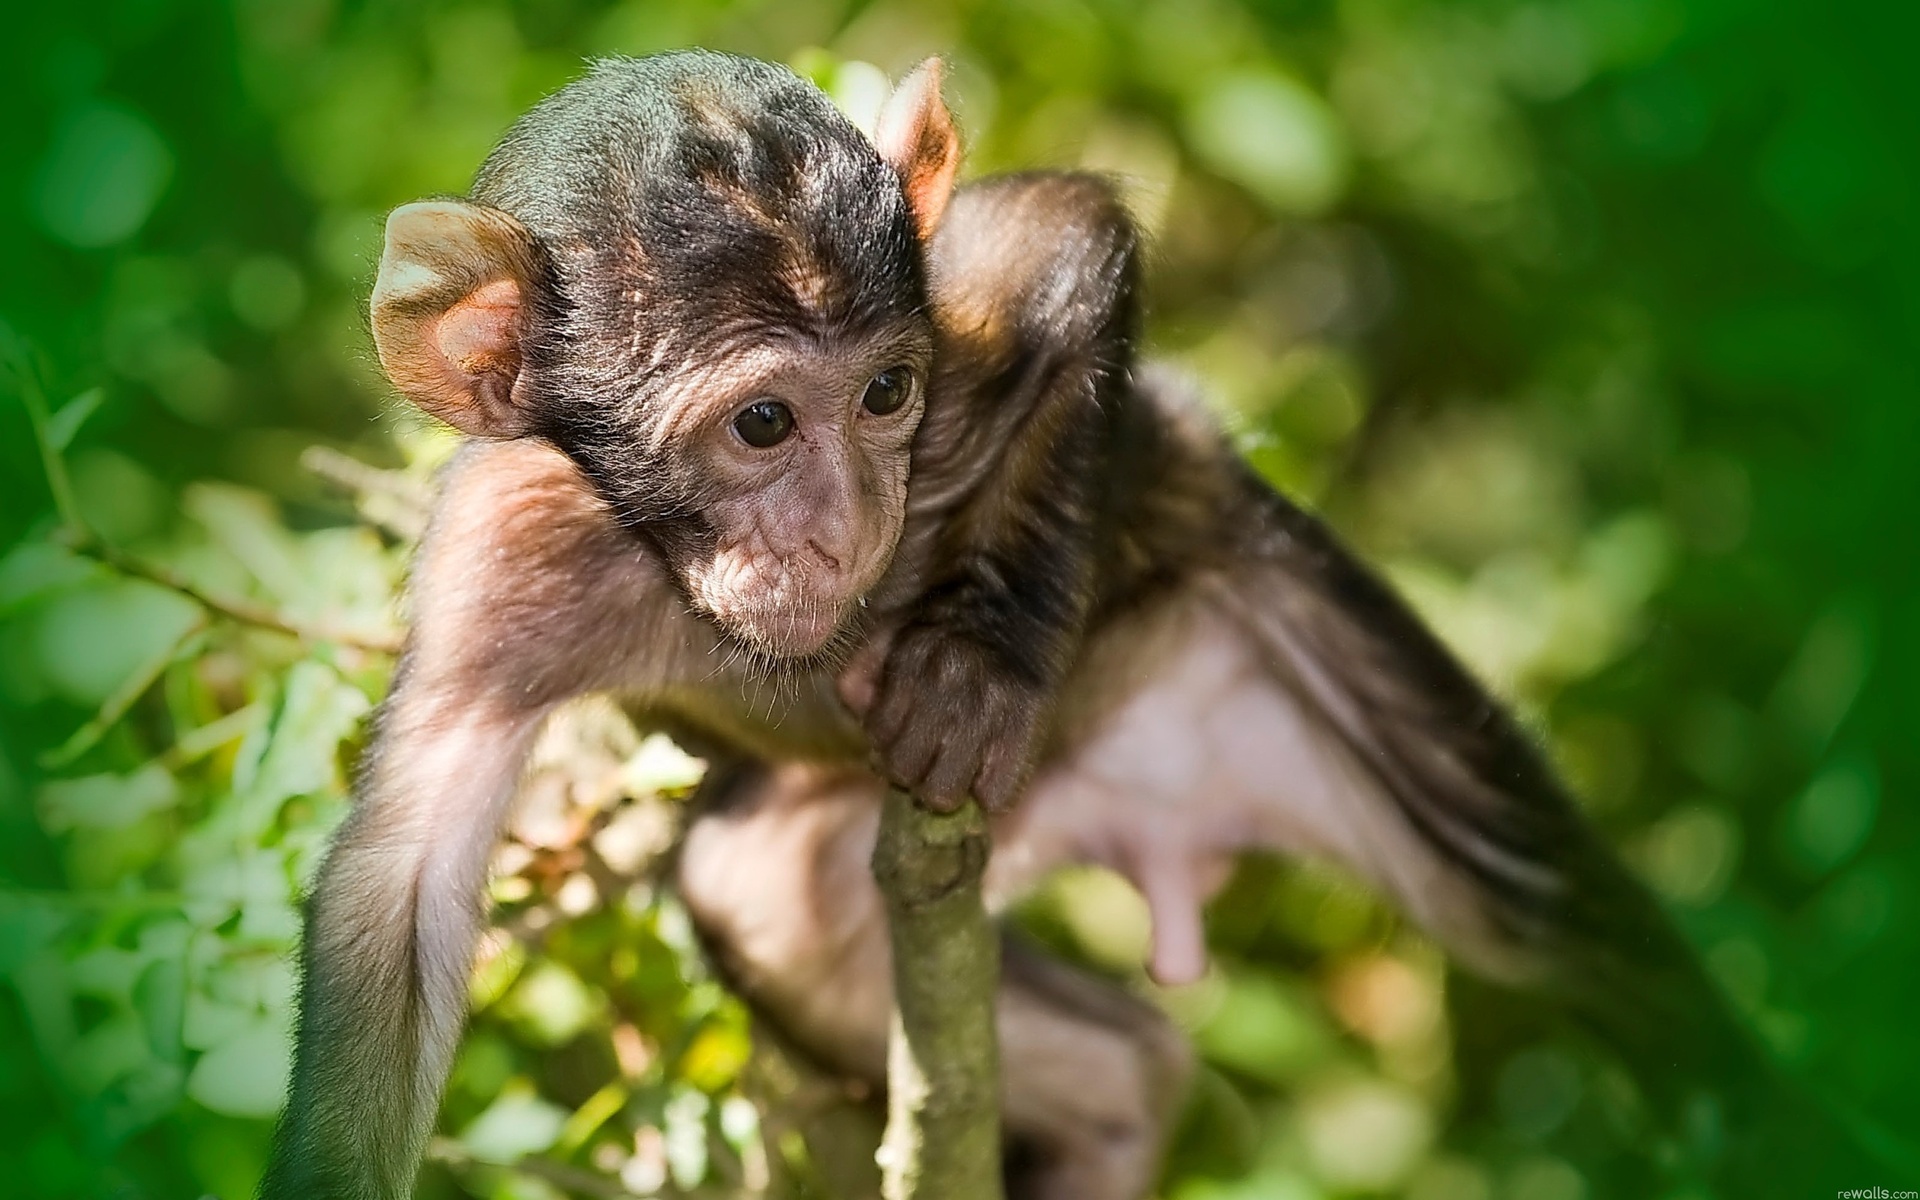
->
[[715, 598, 863, 663], [686, 545, 888, 664]]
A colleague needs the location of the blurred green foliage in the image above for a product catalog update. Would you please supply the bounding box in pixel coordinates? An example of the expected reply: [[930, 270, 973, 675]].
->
[[3, 0, 1918, 1197]]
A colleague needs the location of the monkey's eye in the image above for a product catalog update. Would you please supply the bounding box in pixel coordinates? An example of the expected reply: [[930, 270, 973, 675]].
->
[[732, 399, 794, 448], [861, 366, 915, 416]]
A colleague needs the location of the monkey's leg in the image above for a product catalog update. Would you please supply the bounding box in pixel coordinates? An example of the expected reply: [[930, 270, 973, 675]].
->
[[260, 442, 684, 1199], [1016, 521, 1887, 1184], [678, 762, 1190, 1200]]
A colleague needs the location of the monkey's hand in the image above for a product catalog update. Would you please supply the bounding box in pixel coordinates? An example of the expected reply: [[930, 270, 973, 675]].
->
[[854, 626, 1047, 814]]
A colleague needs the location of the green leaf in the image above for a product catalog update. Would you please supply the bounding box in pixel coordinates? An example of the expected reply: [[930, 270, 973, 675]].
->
[[67, 946, 147, 1005], [289, 525, 402, 628], [136, 952, 188, 1063], [182, 990, 256, 1053], [458, 1085, 569, 1162], [181, 482, 307, 602], [31, 577, 201, 707], [1196, 969, 1333, 1085], [37, 764, 179, 833], [245, 660, 370, 808], [69, 1012, 156, 1096], [621, 733, 706, 795], [501, 961, 600, 1047], [182, 849, 296, 938], [0, 540, 98, 614], [45, 387, 105, 451], [185, 1012, 291, 1118], [0, 898, 68, 976]]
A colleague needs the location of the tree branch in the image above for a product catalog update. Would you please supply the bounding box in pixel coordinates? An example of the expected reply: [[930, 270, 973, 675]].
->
[[300, 444, 432, 541], [870, 787, 1004, 1200], [68, 535, 404, 655]]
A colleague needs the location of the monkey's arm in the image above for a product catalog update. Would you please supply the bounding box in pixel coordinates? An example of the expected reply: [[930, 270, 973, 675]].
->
[[259, 444, 675, 1198], [860, 174, 1140, 813]]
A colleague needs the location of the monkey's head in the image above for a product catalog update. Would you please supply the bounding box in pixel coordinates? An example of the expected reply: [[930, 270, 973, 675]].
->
[[368, 52, 961, 661]]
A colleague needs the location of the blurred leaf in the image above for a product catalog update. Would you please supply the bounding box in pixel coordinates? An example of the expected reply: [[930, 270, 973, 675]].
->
[[1298, 1079, 1432, 1191], [0, 541, 99, 614], [1186, 71, 1348, 214], [459, 1086, 569, 1163], [1196, 970, 1332, 1085], [1782, 757, 1879, 876], [185, 1012, 291, 1119], [38, 764, 178, 833], [621, 733, 706, 795], [663, 1087, 711, 1188], [67, 945, 147, 1005], [32, 578, 200, 707], [45, 387, 106, 451], [30, 102, 174, 248], [182, 990, 256, 1053], [501, 962, 600, 1047], [182, 848, 293, 934], [70, 1012, 155, 1095], [246, 660, 369, 804], [181, 483, 307, 603], [677, 1019, 750, 1093], [0, 898, 68, 977]]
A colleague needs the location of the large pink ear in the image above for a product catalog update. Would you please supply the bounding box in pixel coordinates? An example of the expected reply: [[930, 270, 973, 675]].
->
[[370, 200, 542, 437], [873, 58, 961, 240]]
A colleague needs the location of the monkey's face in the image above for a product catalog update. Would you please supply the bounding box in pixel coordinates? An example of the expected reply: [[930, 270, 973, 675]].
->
[[619, 335, 930, 661]]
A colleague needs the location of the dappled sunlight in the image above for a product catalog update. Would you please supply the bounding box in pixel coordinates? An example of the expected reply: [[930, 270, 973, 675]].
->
[[3, 0, 1914, 1195]]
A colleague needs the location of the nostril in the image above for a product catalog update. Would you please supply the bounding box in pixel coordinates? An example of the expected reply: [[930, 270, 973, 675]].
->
[[807, 540, 841, 570]]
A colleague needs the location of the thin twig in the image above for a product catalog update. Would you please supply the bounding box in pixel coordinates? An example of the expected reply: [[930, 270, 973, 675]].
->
[[67, 535, 405, 655], [299, 444, 430, 507], [5, 338, 405, 655], [41, 617, 210, 768], [2, 336, 85, 534], [301, 445, 432, 541]]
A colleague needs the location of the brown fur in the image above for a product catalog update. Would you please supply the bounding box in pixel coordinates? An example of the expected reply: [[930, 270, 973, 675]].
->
[[266, 54, 1841, 1200]]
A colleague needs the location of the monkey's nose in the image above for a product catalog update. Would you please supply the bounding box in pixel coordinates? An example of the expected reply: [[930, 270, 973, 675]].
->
[[806, 540, 841, 570]]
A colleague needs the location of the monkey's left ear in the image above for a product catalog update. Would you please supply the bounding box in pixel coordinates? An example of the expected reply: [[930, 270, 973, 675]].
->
[[874, 58, 961, 240]]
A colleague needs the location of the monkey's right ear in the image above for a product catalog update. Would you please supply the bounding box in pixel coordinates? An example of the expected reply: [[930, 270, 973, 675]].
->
[[874, 58, 961, 240], [371, 200, 542, 437]]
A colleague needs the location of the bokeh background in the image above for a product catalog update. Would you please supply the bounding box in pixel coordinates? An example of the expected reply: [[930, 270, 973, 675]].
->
[[3, 0, 1917, 1197]]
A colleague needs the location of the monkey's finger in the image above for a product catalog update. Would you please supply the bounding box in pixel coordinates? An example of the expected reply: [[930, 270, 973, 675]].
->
[[920, 740, 980, 814], [974, 737, 1030, 813], [865, 674, 917, 748], [880, 718, 942, 790]]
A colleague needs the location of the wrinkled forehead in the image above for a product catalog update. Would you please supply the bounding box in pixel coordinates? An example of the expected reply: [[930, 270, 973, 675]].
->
[[548, 230, 934, 429], [571, 209, 928, 391]]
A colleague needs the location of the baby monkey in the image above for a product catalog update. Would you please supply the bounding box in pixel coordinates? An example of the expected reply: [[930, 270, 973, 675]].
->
[[262, 49, 1874, 1200], [263, 51, 1093, 1198]]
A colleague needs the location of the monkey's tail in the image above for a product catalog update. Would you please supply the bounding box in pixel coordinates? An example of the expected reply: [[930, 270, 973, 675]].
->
[[1214, 471, 1906, 1186]]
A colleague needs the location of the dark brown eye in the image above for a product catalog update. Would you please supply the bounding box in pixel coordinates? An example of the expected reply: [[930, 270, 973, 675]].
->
[[732, 399, 794, 448], [862, 365, 914, 416]]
